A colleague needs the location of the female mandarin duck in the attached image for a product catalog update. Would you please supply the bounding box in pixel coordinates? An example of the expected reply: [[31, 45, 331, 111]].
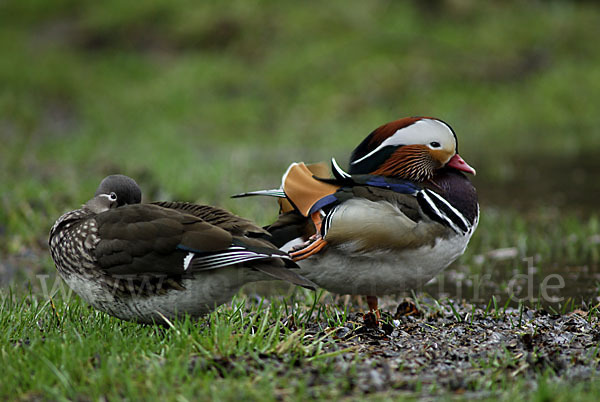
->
[[49, 175, 315, 324], [235, 117, 478, 319]]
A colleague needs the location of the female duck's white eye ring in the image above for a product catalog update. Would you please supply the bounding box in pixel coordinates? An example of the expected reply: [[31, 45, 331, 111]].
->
[[109, 192, 117, 201]]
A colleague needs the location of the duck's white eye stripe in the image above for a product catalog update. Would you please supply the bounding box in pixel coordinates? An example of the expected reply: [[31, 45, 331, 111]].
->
[[352, 119, 456, 165]]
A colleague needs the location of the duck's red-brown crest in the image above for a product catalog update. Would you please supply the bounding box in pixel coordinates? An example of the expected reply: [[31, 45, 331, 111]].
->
[[367, 117, 425, 148], [350, 116, 437, 172]]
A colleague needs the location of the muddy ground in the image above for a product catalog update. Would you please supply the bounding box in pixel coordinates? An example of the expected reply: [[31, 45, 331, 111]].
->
[[275, 296, 600, 397]]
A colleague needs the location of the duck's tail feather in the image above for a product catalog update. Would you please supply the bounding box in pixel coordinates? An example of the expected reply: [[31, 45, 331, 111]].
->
[[253, 264, 317, 290], [231, 189, 286, 198]]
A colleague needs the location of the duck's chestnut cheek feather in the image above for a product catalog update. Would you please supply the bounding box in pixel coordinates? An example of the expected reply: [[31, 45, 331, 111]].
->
[[446, 154, 476, 175]]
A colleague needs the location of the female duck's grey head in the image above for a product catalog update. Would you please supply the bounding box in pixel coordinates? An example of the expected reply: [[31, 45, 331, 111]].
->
[[94, 174, 142, 206], [85, 192, 119, 214]]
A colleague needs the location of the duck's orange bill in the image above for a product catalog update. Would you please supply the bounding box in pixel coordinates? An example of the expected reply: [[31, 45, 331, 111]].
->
[[447, 154, 476, 175]]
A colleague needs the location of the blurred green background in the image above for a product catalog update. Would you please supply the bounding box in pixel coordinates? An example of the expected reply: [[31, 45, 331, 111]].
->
[[1, 0, 599, 299]]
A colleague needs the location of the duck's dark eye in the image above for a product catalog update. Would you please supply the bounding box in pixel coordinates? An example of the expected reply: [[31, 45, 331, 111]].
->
[[109, 192, 117, 201], [430, 141, 441, 148]]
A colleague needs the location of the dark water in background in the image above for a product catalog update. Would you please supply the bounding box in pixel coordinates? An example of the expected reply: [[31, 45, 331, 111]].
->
[[422, 154, 600, 308], [472, 154, 598, 213]]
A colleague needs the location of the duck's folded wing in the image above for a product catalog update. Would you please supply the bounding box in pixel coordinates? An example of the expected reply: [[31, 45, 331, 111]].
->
[[151, 201, 269, 237], [191, 234, 316, 289], [92, 204, 316, 289], [323, 189, 450, 253], [93, 205, 272, 273], [264, 211, 313, 249], [94, 204, 234, 275]]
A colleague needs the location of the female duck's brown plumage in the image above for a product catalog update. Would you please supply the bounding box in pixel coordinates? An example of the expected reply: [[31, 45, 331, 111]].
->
[[49, 175, 315, 324], [235, 117, 478, 320]]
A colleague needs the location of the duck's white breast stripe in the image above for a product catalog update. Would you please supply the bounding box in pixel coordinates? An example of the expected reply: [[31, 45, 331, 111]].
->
[[418, 190, 462, 234], [423, 189, 470, 232], [323, 205, 340, 237]]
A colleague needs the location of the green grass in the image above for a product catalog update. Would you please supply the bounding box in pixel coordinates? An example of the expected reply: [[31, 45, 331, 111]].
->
[[1, 0, 600, 399], [2, 290, 599, 401], [0, 291, 363, 400], [0, 292, 330, 400]]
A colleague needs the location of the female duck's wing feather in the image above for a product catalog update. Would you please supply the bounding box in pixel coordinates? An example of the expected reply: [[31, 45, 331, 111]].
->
[[150, 200, 312, 266], [94, 204, 237, 275], [92, 204, 316, 289], [151, 201, 269, 237]]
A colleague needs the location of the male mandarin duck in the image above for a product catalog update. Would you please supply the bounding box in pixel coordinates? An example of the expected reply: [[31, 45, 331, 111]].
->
[[234, 117, 478, 319], [49, 175, 315, 324]]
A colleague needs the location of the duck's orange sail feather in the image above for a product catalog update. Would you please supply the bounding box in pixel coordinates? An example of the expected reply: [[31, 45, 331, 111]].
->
[[281, 162, 340, 217]]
